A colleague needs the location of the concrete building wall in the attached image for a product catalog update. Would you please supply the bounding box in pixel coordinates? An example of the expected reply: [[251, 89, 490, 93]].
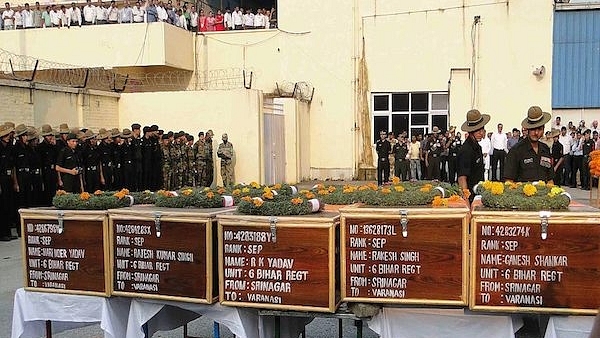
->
[[0, 80, 119, 130]]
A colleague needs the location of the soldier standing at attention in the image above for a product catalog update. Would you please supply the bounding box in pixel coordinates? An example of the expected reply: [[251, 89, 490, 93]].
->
[[457, 109, 490, 203], [83, 130, 103, 192], [149, 125, 162, 191], [504, 106, 554, 183], [375, 130, 391, 186], [55, 133, 83, 193], [160, 134, 172, 190], [97, 129, 113, 190], [56, 123, 70, 150], [14, 124, 33, 211], [0, 124, 17, 241], [130, 123, 143, 191], [110, 129, 123, 189], [193, 131, 206, 186], [204, 130, 215, 187], [392, 134, 409, 181], [27, 128, 44, 207], [120, 129, 134, 190], [37, 124, 58, 205], [185, 134, 196, 186], [217, 133, 234, 186]]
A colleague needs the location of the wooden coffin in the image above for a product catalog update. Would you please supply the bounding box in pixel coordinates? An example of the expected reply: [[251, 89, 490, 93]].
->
[[20, 208, 110, 296], [108, 206, 234, 303], [217, 212, 340, 312], [339, 202, 470, 306], [470, 203, 600, 314]]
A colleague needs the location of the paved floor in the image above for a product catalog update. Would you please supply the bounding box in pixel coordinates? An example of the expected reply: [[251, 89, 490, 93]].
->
[[0, 184, 595, 338]]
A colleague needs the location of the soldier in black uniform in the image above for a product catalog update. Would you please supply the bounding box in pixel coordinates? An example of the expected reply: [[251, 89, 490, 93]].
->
[[27, 128, 44, 207], [549, 129, 564, 186], [375, 130, 391, 186], [120, 129, 135, 190], [150, 125, 162, 190], [581, 129, 595, 190], [393, 134, 409, 181], [56, 123, 70, 151], [457, 109, 490, 203], [37, 125, 58, 206], [0, 124, 17, 241], [130, 123, 143, 191], [55, 133, 83, 194], [111, 129, 123, 190], [13, 125, 33, 212], [504, 106, 554, 183], [141, 126, 154, 190], [82, 130, 103, 192], [426, 127, 443, 180], [447, 131, 462, 184], [97, 129, 113, 191]]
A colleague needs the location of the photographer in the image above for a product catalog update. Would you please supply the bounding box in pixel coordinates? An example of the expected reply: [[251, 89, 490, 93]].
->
[[55, 133, 83, 193]]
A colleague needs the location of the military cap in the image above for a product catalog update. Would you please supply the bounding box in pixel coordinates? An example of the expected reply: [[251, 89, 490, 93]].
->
[[150, 125, 159, 132], [15, 124, 28, 137], [167, 131, 174, 138], [84, 129, 96, 140], [161, 134, 169, 140], [98, 129, 111, 140], [40, 124, 54, 137], [66, 133, 78, 141], [158, 129, 164, 135], [186, 134, 193, 141], [131, 123, 141, 130], [111, 128, 121, 138], [121, 129, 132, 138], [59, 123, 70, 134], [143, 126, 150, 133], [4, 121, 15, 128], [174, 132, 182, 138], [0, 124, 13, 137], [26, 127, 39, 141]]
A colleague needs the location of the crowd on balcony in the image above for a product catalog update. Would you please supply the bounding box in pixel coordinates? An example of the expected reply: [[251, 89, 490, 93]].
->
[[0, 0, 277, 31]]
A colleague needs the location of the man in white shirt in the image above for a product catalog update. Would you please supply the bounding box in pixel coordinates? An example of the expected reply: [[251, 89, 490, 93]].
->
[[243, 8, 253, 29], [175, 8, 185, 29], [132, 1, 143, 22], [120, 1, 132, 23], [557, 126, 572, 186], [552, 115, 562, 130], [67, 2, 81, 26], [13, 5, 22, 28], [188, 5, 197, 31], [490, 123, 507, 181], [49, 5, 61, 26], [107, 0, 119, 23], [223, 7, 231, 30], [95, 0, 107, 24], [3, 2, 15, 30], [82, 0, 95, 24], [479, 131, 491, 181], [590, 120, 599, 134], [21, 3, 33, 28], [253, 8, 263, 29], [232, 6, 242, 30], [156, 1, 167, 22]]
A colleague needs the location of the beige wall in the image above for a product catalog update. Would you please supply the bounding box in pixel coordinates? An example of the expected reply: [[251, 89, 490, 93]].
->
[[360, 0, 554, 132], [0, 22, 194, 71], [0, 80, 119, 130], [118, 89, 263, 187]]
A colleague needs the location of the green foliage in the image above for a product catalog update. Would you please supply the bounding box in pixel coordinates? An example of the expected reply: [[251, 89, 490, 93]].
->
[[52, 191, 131, 210], [155, 188, 225, 208], [478, 181, 570, 211], [130, 191, 157, 205]]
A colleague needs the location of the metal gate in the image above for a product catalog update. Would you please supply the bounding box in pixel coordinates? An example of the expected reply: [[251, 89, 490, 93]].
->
[[263, 100, 286, 185]]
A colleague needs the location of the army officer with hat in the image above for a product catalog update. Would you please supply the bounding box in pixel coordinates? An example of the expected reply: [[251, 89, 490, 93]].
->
[[504, 106, 554, 183], [457, 109, 490, 202], [55, 133, 83, 193]]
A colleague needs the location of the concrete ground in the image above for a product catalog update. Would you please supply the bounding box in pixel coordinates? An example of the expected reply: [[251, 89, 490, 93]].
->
[[0, 184, 595, 338]]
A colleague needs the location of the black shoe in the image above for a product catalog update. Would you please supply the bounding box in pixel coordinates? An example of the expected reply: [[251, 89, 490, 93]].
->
[[0, 236, 11, 241]]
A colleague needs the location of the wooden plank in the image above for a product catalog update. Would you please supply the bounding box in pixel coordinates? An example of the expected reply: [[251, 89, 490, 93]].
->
[[20, 210, 109, 296], [218, 215, 340, 312], [470, 214, 600, 314]]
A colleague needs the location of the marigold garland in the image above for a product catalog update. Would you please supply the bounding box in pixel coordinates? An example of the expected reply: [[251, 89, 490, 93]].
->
[[477, 180, 569, 210]]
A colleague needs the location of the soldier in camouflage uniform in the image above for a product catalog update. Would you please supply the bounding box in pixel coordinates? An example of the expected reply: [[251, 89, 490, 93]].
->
[[193, 131, 206, 187], [203, 130, 214, 187], [160, 134, 172, 190], [169, 132, 183, 190], [217, 133, 234, 187], [185, 134, 196, 187]]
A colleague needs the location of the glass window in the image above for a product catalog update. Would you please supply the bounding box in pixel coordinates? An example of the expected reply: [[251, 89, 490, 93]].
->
[[392, 114, 409, 137], [432, 115, 448, 132], [373, 116, 389, 143], [431, 94, 449, 110], [392, 93, 409, 112], [411, 127, 426, 139], [411, 93, 429, 111], [411, 113, 429, 125], [373, 95, 389, 111]]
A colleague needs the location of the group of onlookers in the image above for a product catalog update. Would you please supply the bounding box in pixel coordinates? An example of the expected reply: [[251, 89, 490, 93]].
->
[[0, 0, 277, 31], [375, 116, 599, 189]]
